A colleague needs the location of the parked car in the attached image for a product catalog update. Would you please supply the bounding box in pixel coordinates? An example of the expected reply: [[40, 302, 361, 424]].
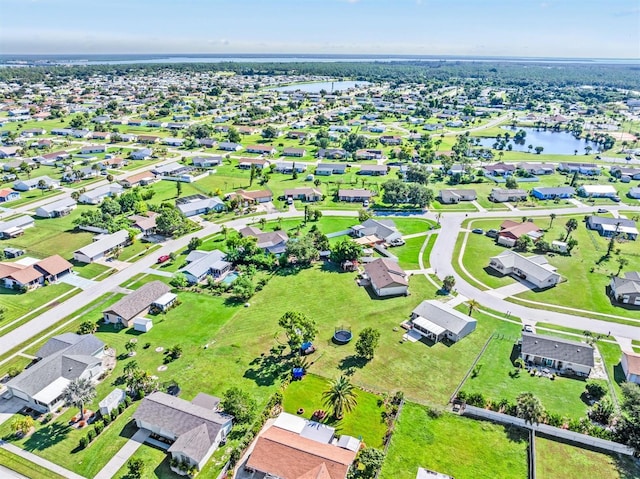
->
[[472, 228, 484, 234], [287, 197, 293, 205], [389, 238, 405, 247], [486, 229, 498, 238], [523, 325, 534, 333], [363, 200, 369, 207], [157, 255, 171, 264], [597, 208, 608, 213]]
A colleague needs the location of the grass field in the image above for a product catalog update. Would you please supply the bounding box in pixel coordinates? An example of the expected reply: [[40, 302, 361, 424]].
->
[[460, 335, 607, 419], [0, 283, 75, 330], [536, 436, 640, 479], [282, 374, 387, 448], [112, 443, 180, 479], [380, 403, 529, 479], [0, 448, 67, 479]]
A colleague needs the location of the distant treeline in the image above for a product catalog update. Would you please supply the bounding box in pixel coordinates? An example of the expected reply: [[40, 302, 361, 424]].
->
[[1, 61, 639, 90]]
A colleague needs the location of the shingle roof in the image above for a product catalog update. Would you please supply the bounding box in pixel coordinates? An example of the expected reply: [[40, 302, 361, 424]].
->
[[35, 255, 73, 277], [102, 280, 171, 321], [75, 230, 129, 260], [364, 258, 408, 289], [521, 332, 594, 367], [411, 300, 476, 335], [611, 272, 640, 295]]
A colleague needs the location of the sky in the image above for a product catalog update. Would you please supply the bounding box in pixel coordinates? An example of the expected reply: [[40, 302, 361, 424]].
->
[[0, 0, 639, 59]]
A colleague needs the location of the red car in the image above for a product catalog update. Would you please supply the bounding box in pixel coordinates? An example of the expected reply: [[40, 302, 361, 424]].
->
[[157, 255, 171, 264]]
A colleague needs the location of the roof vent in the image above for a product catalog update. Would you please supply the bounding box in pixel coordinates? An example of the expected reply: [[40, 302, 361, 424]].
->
[[577, 349, 581, 352], [555, 345, 558, 348]]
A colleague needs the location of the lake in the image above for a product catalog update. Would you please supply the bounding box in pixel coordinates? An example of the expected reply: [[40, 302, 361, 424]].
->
[[477, 127, 602, 155], [267, 80, 369, 93]]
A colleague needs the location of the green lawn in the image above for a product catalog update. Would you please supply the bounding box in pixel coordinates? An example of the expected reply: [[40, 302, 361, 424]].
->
[[536, 436, 640, 479], [0, 355, 33, 379], [460, 335, 607, 419], [0, 283, 75, 330], [597, 340, 626, 402], [112, 443, 180, 479], [71, 261, 111, 279], [392, 236, 427, 270], [283, 374, 387, 448], [0, 448, 67, 479], [380, 403, 529, 479]]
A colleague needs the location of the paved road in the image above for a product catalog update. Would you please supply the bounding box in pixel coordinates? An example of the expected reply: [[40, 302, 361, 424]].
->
[[429, 204, 640, 339]]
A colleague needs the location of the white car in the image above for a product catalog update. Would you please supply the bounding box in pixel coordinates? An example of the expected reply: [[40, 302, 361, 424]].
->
[[523, 325, 534, 333]]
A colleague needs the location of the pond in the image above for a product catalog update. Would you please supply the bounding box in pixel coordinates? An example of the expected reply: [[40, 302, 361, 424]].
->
[[267, 80, 370, 93], [476, 126, 603, 155]]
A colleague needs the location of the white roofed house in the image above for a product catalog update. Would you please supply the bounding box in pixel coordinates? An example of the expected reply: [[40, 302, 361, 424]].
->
[[13, 176, 59, 192], [176, 196, 225, 217], [489, 188, 528, 203], [180, 249, 232, 284], [284, 188, 323, 202], [78, 183, 124, 204], [610, 271, 640, 306], [6, 333, 105, 413], [587, 216, 638, 240], [578, 184, 617, 198], [0, 215, 35, 239], [35, 197, 77, 218], [73, 229, 130, 263], [409, 300, 477, 343], [192, 156, 223, 168], [488, 250, 561, 289]]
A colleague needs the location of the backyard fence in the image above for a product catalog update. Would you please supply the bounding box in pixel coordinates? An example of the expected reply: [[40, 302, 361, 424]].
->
[[461, 405, 635, 456], [449, 333, 495, 404]]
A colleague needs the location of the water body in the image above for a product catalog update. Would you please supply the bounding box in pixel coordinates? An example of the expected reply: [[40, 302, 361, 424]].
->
[[267, 80, 369, 93], [477, 126, 602, 155]]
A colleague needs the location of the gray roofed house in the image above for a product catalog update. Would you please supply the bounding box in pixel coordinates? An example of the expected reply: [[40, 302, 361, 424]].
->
[[133, 391, 232, 472], [531, 186, 576, 200], [587, 216, 638, 240], [192, 156, 223, 168], [7, 333, 105, 413], [350, 218, 402, 243], [102, 280, 171, 327], [0, 215, 35, 239], [35, 197, 77, 218], [13, 176, 60, 192], [489, 188, 528, 203], [488, 250, 561, 289], [130, 148, 153, 160], [410, 300, 477, 343], [176, 196, 225, 217], [338, 189, 373, 202], [73, 229, 129, 263], [78, 184, 124, 205], [239, 226, 289, 255], [438, 189, 477, 204], [180, 249, 232, 284], [610, 271, 640, 306], [520, 332, 594, 376]]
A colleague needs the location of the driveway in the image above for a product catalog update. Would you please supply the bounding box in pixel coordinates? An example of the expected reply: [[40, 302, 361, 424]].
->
[[0, 397, 23, 426], [59, 272, 98, 290], [487, 281, 535, 299], [93, 429, 150, 479]]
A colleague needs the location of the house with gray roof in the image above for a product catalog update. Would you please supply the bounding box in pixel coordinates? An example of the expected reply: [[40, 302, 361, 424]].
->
[[587, 216, 638, 240], [78, 184, 124, 205], [0, 215, 35, 239], [438, 188, 477, 204], [349, 218, 402, 243], [520, 332, 594, 376], [180, 249, 232, 284], [489, 250, 561, 289], [134, 391, 232, 472], [610, 271, 640, 306], [35, 197, 77, 218], [102, 280, 171, 327], [6, 333, 105, 413], [73, 229, 130, 263], [409, 300, 477, 343], [176, 196, 225, 217], [13, 176, 60, 192], [531, 186, 576, 200]]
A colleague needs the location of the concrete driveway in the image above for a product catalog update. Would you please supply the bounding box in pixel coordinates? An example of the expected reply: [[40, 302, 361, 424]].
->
[[59, 272, 97, 290], [0, 397, 24, 426]]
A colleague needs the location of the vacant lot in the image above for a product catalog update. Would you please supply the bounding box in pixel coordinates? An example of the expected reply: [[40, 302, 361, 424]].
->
[[381, 403, 529, 479]]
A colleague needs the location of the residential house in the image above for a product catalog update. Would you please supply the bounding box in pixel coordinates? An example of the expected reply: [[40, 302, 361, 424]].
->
[[73, 229, 130, 263], [611, 166, 640, 181], [496, 220, 543, 247], [317, 148, 347, 160], [438, 189, 477, 204], [489, 250, 561, 289], [239, 226, 289, 255], [629, 187, 640, 200], [102, 157, 127, 169], [0, 215, 35, 239], [237, 158, 270, 170], [558, 163, 600, 175], [33, 255, 74, 283], [246, 412, 359, 479], [6, 333, 105, 413], [282, 147, 306, 157], [621, 351, 640, 384], [90, 131, 111, 141], [350, 218, 402, 243], [517, 162, 555, 175], [162, 137, 185, 147], [587, 216, 638, 240], [531, 186, 576, 200], [520, 332, 594, 376], [483, 162, 516, 177], [13, 176, 59, 191], [379, 135, 402, 145], [102, 280, 172, 327], [35, 197, 77, 218], [137, 135, 160, 144], [177, 196, 225, 217], [120, 171, 157, 188], [409, 300, 477, 343], [274, 161, 308, 173], [0, 146, 20, 158], [315, 163, 347, 176], [578, 184, 618, 198], [363, 258, 409, 297], [0, 189, 20, 203], [80, 144, 107, 154], [610, 272, 640, 306], [489, 188, 528, 203], [133, 392, 233, 473], [180, 249, 232, 284], [355, 149, 384, 160], [197, 138, 218, 148], [152, 162, 192, 177], [218, 142, 243, 152], [338, 189, 373, 202], [128, 212, 159, 236], [78, 184, 123, 204], [284, 188, 323, 202], [228, 189, 273, 204], [192, 156, 223, 168], [130, 148, 153, 160], [358, 164, 388, 176]]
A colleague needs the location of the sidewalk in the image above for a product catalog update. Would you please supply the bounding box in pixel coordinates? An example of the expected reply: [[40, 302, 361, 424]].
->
[[93, 429, 150, 479], [0, 442, 86, 479]]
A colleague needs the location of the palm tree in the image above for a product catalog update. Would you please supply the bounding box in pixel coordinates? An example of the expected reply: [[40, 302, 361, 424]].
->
[[516, 392, 544, 425], [322, 376, 358, 419], [62, 377, 96, 422], [443, 275, 456, 293], [548, 213, 556, 229], [564, 218, 578, 241], [467, 299, 480, 317]]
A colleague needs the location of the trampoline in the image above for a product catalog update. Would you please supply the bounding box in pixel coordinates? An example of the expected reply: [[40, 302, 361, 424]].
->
[[333, 327, 353, 345]]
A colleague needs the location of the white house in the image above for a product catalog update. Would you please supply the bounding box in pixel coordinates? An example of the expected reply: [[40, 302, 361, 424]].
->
[[488, 250, 561, 289], [363, 258, 409, 297], [73, 229, 130, 263], [79, 184, 124, 204], [578, 184, 617, 198], [13, 176, 59, 192], [35, 198, 77, 218], [521, 332, 594, 376], [409, 300, 477, 343], [180, 249, 232, 284]]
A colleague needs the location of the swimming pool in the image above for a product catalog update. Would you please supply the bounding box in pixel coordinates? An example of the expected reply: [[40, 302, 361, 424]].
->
[[221, 271, 239, 285]]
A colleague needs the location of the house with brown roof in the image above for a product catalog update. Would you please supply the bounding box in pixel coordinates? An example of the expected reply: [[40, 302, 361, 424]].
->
[[246, 413, 359, 479], [239, 226, 289, 255], [284, 188, 323, 202], [363, 258, 409, 297], [102, 280, 171, 327], [338, 189, 373, 202], [228, 189, 273, 204], [120, 171, 157, 188], [134, 391, 232, 473], [497, 220, 543, 247], [237, 157, 270, 170], [622, 351, 640, 384], [0, 254, 73, 290], [137, 135, 160, 144], [128, 212, 159, 236]]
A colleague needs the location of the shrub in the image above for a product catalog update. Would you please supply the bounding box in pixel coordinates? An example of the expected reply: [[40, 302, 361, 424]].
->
[[7, 367, 21, 378], [124, 395, 132, 406], [229, 448, 242, 466], [586, 382, 607, 400], [87, 429, 96, 442], [79, 436, 89, 449], [426, 406, 442, 419], [143, 343, 151, 349], [94, 420, 104, 435], [118, 402, 126, 413], [103, 414, 111, 426], [110, 409, 118, 421], [465, 392, 486, 408], [42, 413, 53, 424]]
